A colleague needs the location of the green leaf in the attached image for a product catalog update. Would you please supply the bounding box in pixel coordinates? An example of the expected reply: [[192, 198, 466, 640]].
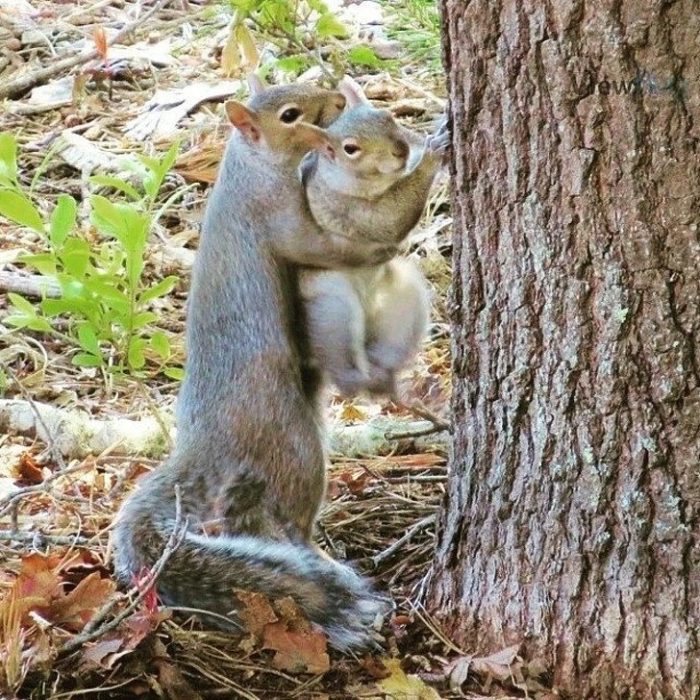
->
[[78, 324, 100, 355], [149, 331, 170, 359], [316, 12, 347, 38], [347, 44, 381, 68], [131, 311, 157, 330], [8, 292, 37, 316], [0, 132, 18, 184], [59, 238, 91, 278], [0, 190, 44, 233], [90, 196, 149, 252], [19, 253, 57, 277], [139, 276, 178, 304], [73, 352, 103, 368], [49, 195, 77, 248], [89, 175, 141, 201], [127, 337, 146, 369], [5, 313, 53, 332], [163, 366, 185, 381], [275, 55, 309, 75]]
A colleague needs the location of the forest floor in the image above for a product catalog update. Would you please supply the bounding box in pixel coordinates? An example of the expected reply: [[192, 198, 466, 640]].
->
[[0, 1, 551, 698]]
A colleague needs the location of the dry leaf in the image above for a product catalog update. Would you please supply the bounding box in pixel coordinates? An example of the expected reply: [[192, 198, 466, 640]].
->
[[49, 572, 114, 631], [261, 597, 330, 674], [221, 23, 241, 76], [235, 589, 278, 639], [378, 659, 442, 699], [16, 452, 44, 485], [235, 23, 259, 68], [263, 620, 330, 674], [339, 402, 367, 421]]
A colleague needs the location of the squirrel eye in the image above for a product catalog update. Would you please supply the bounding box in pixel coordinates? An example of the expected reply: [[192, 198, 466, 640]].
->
[[343, 142, 361, 156], [279, 107, 302, 123]]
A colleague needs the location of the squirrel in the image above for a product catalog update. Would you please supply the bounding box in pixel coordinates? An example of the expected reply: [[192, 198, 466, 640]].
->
[[297, 76, 449, 396], [112, 78, 398, 651]]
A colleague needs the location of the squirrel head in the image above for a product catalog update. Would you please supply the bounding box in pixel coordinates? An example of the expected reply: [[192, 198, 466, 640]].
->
[[224, 78, 346, 158], [306, 75, 412, 182]]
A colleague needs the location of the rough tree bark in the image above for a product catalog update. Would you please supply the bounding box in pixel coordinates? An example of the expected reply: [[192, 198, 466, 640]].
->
[[428, 1, 700, 698]]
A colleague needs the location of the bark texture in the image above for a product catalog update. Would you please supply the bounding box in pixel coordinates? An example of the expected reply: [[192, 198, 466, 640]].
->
[[428, 1, 700, 697]]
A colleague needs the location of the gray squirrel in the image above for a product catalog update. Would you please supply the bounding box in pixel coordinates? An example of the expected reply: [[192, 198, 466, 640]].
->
[[112, 79, 402, 651], [298, 76, 448, 396]]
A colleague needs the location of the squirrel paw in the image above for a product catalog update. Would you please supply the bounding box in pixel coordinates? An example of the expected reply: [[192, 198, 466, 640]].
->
[[427, 116, 450, 160]]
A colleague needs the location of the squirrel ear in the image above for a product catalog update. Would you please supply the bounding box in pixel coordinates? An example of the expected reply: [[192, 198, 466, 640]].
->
[[225, 100, 261, 143], [338, 75, 370, 107], [247, 72, 266, 96], [294, 123, 333, 152]]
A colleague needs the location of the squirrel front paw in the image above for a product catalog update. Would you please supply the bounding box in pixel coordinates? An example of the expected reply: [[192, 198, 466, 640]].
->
[[427, 115, 450, 162]]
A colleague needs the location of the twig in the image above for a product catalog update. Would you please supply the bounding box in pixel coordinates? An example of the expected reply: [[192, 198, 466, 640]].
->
[[0, 460, 88, 518], [396, 398, 451, 433], [371, 513, 435, 567], [59, 486, 188, 655], [0, 0, 173, 100], [0, 530, 91, 546], [384, 422, 446, 441]]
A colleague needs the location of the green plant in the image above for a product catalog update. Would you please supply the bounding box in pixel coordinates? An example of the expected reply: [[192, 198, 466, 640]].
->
[[0, 132, 183, 379], [222, 0, 383, 79], [387, 0, 442, 76]]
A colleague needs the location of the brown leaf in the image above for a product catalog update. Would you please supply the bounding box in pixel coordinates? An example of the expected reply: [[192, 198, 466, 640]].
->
[[338, 402, 367, 421], [16, 452, 44, 485], [263, 620, 330, 674], [470, 644, 521, 680], [261, 597, 330, 674], [81, 638, 124, 669], [155, 658, 204, 700], [361, 655, 392, 680], [93, 27, 108, 61], [49, 572, 115, 631], [235, 589, 278, 639]]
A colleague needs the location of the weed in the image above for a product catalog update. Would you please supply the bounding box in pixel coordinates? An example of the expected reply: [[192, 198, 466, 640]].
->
[[0, 133, 183, 379]]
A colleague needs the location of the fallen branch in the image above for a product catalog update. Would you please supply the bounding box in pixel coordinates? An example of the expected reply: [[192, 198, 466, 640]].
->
[[0, 271, 61, 298], [0, 398, 448, 460], [0, 0, 173, 100]]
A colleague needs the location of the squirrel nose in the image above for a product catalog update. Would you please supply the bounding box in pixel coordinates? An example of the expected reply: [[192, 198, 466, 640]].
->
[[392, 139, 409, 160]]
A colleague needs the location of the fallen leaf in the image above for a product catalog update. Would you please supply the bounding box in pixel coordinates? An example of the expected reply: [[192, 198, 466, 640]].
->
[[339, 402, 367, 422], [261, 597, 330, 674], [378, 659, 442, 699], [235, 589, 277, 639], [263, 620, 330, 674], [470, 644, 520, 681], [16, 452, 44, 485], [361, 655, 392, 680], [49, 572, 114, 631]]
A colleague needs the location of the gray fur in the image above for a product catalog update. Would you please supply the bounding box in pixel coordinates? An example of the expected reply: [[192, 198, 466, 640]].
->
[[299, 105, 447, 396], [112, 84, 393, 651]]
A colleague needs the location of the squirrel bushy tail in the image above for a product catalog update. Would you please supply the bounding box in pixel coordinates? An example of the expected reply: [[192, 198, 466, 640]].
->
[[114, 499, 387, 651]]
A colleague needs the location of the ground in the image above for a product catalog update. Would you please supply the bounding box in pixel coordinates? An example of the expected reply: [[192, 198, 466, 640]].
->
[[0, 1, 549, 698]]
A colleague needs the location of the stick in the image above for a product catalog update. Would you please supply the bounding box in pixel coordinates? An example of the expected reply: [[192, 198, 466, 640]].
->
[[371, 513, 436, 567], [59, 486, 188, 655], [0, 0, 173, 100]]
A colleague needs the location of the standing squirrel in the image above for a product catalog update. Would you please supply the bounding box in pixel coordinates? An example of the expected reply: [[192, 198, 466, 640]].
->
[[112, 78, 397, 650], [298, 77, 449, 396]]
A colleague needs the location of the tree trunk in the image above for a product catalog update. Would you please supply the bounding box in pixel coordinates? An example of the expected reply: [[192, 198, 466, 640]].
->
[[428, 1, 700, 697]]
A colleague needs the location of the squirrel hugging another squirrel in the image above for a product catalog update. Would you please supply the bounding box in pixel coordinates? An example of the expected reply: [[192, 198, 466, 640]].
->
[[112, 74, 447, 650]]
